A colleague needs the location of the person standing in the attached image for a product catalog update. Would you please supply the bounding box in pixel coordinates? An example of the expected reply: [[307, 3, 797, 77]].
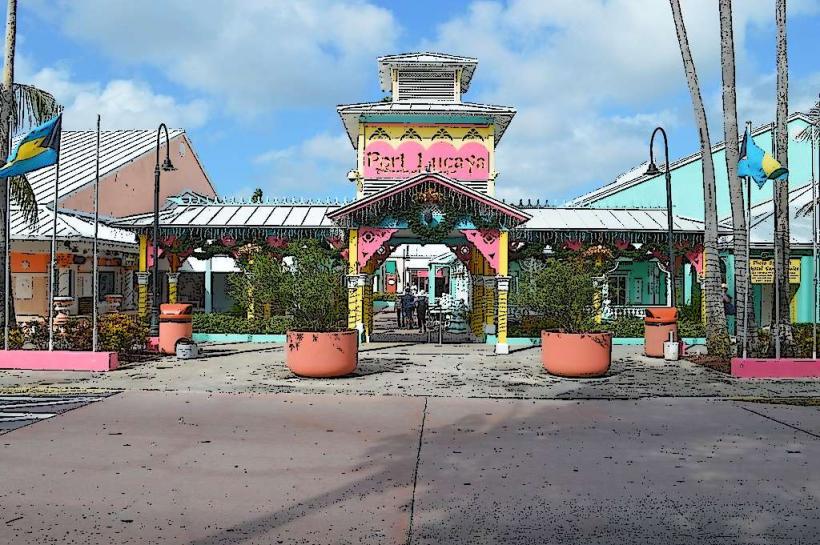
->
[[395, 294, 403, 328], [416, 292, 429, 334]]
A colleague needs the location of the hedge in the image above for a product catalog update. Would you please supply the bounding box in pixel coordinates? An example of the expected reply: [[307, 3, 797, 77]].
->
[[192, 313, 292, 334]]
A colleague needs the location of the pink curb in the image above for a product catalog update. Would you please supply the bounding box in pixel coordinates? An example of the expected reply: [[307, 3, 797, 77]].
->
[[731, 357, 820, 379], [0, 350, 118, 371]]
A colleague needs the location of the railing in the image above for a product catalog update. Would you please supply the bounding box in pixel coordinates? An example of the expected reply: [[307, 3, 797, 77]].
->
[[608, 305, 649, 319]]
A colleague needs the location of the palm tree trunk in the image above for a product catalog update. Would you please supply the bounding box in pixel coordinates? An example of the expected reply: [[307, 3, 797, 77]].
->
[[0, 0, 16, 333], [772, 0, 794, 355], [670, 0, 731, 359], [719, 0, 757, 355]]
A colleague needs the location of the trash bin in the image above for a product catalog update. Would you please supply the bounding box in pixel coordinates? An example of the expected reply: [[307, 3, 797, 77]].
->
[[159, 303, 193, 355], [644, 307, 678, 358]]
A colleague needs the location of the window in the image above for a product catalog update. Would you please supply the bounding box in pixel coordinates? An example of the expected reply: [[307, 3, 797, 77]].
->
[[98, 271, 116, 301], [607, 275, 627, 306]]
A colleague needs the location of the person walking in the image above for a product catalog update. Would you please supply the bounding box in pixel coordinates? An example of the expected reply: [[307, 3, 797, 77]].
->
[[400, 287, 416, 329], [416, 292, 429, 334], [395, 294, 403, 328]]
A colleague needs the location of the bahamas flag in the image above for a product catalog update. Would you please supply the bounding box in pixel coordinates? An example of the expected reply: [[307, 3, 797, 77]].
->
[[0, 114, 61, 178], [737, 128, 788, 189]]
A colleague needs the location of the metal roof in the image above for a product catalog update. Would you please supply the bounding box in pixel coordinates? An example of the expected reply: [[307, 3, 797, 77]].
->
[[377, 52, 478, 93], [22, 129, 185, 204], [11, 206, 137, 246], [337, 101, 516, 148], [114, 203, 339, 230], [719, 181, 816, 247], [521, 207, 706, 233]]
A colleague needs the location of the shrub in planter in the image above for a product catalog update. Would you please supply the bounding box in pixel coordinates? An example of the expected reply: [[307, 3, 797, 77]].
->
[[513, 258, 611, 377], [277, 240, 355, 377]]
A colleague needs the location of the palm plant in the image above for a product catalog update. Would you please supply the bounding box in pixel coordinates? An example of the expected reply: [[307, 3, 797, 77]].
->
[[719, 0, 757, 355], [669, 0, 731, 358], [772, 0, 794, 355], [0, 0, 62, 327]]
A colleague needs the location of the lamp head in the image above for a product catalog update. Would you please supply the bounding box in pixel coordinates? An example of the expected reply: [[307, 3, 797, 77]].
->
[[161, 157, 176, 172], [347, 169, 360, 183], [644, 161, 661, 176]]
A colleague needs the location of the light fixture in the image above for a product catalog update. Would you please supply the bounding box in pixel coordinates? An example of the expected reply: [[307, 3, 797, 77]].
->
[[644, 161, 661, 176]]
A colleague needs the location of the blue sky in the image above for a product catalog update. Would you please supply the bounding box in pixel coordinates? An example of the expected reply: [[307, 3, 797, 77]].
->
[[13, 0, 820, 204]]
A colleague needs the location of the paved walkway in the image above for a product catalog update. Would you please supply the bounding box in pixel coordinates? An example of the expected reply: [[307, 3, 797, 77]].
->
[[2, 391, 819, 544], [1, 341, 819, 399]]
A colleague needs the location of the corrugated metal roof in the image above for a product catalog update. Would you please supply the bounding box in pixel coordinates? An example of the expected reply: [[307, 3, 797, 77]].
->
[[23, 129, 185, 204], [115, 203, 340, 229], [11, 206, 137, 245], [337, 101, 516, 148], [720, 181, 816, 246], [521, 207, 706, 233]]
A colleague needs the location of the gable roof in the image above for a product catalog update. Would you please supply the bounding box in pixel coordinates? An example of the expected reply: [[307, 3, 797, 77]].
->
[[22, 129, 186, 204], [377, 52, 479, 93], [567, 112, 814, 206], [326, 172, 530, 226]]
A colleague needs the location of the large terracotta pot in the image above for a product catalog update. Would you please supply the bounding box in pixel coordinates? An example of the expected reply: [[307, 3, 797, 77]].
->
[[286, 330, 358, 377], [540, 331, 612, 378]]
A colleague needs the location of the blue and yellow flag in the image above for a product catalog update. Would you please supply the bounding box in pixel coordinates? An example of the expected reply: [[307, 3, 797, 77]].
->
[[0, 114, 61, 178], [737, 128, 788, 189]]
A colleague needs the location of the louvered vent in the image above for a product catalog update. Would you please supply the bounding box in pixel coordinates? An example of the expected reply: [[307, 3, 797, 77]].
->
[[396, 69, 456, 102]]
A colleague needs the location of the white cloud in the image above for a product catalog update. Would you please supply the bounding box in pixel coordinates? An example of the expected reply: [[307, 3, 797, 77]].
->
[[251, 132, 355, 197], [21, 62, 208, 130], [35, 0, 398, 113]]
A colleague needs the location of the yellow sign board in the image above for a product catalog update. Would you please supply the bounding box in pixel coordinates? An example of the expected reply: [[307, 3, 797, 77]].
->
[[749, 259, 801, 284]]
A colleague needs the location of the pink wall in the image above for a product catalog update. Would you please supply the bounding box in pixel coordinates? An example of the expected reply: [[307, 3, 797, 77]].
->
[[60, 135, 217, 218]]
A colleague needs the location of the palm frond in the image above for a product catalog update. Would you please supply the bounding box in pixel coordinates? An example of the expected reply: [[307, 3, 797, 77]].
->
[[796, 100, 820, 142], [11, 84, 61, 134], [9, 176, 38, 226]]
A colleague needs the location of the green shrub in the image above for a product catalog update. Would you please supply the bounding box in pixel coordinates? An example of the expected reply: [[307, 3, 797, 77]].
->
[[678, 316, 706, 338], [97, 314, 148, 354], [193, 312, 292, 334], [791, 324, 819, 358], [601, 315, 644, 338], [373, 291, 397, 302]]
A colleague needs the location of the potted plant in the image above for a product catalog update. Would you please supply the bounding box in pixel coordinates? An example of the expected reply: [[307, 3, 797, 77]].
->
[[277, 240, 355, 377], [513, 258, 612, 377]]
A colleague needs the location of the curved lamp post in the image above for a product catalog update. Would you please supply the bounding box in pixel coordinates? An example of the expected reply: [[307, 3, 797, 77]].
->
[[149, 124, 176, 337], [645, 127, 676, 307]]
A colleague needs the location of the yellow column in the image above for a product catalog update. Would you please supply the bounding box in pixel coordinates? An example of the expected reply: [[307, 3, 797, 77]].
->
[[247, 258, 255, 320], [700, 250, 706, 324], [347, 230, 363, 334], [470, 248, 483, 337], [167, 272, 179, 304], [137, 234, 149, 318], [495, 231, 510, 354], [361, 261, 375, 342]]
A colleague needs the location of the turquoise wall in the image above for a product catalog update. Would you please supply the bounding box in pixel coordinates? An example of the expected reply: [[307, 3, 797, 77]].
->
[[586, 118, 814, 220]]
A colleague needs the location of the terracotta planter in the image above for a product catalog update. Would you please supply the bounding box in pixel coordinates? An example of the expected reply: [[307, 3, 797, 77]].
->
[[540, 331, 612, 378], [286, 330, 358, 378]]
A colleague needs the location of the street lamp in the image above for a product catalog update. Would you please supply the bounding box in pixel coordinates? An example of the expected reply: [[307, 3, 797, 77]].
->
[[149, 123, 176, 336], [645, 127, 676, 307]]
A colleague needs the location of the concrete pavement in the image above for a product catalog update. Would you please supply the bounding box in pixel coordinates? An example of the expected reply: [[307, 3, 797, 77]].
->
[[2, 391, 820, 544]]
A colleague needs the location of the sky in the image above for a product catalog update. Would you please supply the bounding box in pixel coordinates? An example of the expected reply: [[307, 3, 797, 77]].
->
[[12, 0, 820, 205]]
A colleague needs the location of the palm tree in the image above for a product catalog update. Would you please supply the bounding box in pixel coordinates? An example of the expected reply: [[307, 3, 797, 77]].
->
[[772, 0, 794, 355], [669, 0, 731, 358], [0, 0, 61, 327], [251, 187, 264, 203], [719, 0, 757, 354]]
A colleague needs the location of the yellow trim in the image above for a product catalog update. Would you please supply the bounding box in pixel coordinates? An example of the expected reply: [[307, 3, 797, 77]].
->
[[347, 229, 360, 331], [138, 234, 148, 272], [363, 124, 493, 142], [497, 231, 508, 276]]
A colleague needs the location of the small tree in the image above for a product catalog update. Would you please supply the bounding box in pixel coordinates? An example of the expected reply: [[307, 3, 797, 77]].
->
[[228, 251, 289, 317], [512, 258, 597, 334], [281, 240, 347, 332]]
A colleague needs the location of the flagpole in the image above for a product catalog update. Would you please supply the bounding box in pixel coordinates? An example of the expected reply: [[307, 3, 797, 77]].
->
[[812, 107, 818, 360], [772, 128, 781, 360], [743, 120, 752, 360], [92, 115, 100, 352], [3, 119, 10, 351], [47, 152, 60, 352]]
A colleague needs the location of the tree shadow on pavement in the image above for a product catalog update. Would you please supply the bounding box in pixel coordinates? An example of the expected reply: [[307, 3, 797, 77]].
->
[[186, 398, 818, 545]]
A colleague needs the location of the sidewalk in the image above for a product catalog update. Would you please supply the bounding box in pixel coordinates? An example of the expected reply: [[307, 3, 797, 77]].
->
[[1, 341, 819, 400], [2, 391, 819, 544]]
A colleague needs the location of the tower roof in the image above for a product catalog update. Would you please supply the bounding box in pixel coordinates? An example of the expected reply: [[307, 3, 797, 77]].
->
[[377, 52, 478, 94]]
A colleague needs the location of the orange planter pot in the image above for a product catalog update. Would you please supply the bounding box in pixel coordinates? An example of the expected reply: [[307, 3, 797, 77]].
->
[[286, 330, 358, 378], [540, 331, 612, 378]]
